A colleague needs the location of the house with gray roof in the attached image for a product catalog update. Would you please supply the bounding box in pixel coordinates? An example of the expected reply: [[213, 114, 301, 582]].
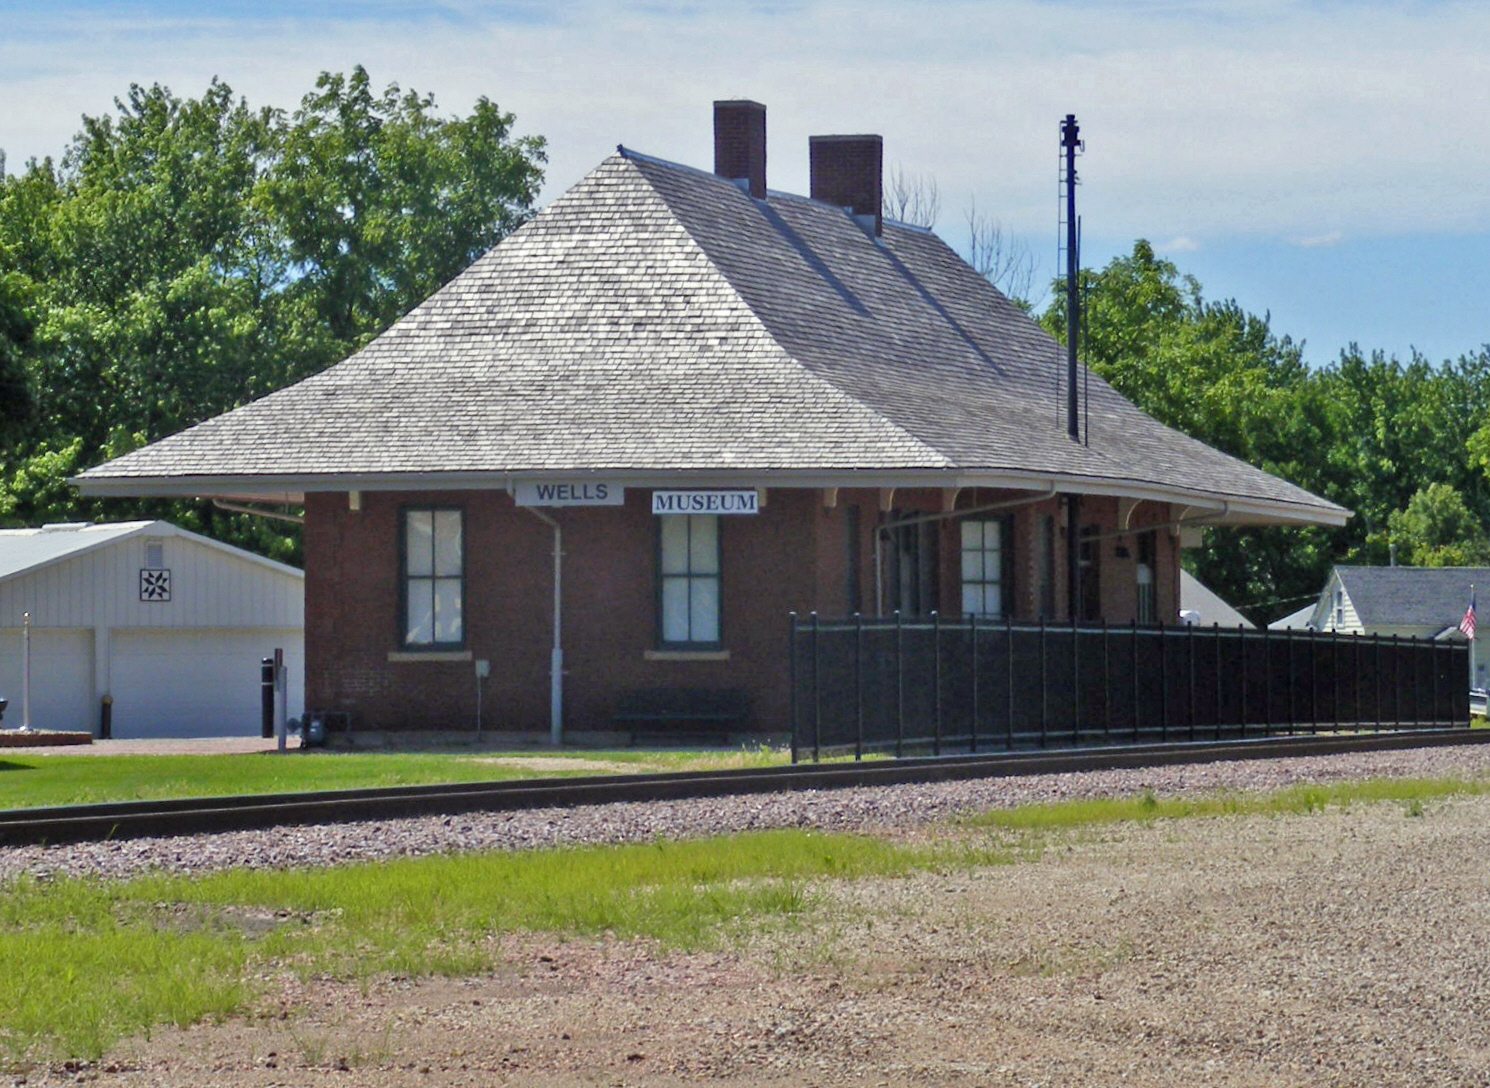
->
[[1, 521, 302, 736], [1310, 566, 1483, 639], [74, 101, 1347, 738], [1307, 566, 1483, 688]]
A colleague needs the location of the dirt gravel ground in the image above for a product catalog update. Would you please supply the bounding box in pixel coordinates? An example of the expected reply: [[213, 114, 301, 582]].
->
[[26, 784, 1490, 1088]]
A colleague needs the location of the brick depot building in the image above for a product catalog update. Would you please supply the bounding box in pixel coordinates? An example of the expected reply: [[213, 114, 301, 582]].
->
[[77, 101, 1347, 739]]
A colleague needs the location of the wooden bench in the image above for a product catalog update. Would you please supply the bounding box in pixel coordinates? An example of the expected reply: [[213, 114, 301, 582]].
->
[[611, 688, 749, 747]]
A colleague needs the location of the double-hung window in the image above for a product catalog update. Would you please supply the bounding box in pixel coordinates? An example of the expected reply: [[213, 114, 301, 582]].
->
[[403, 508, 463, 648], [659, 514, 720, 646], [960, 518, 1008, 618]]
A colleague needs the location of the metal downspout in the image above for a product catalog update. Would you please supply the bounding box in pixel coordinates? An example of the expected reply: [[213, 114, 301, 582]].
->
[[524, 507, 564, 745]]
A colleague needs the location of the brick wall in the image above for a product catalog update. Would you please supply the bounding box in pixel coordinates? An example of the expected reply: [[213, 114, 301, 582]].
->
[[306, 488, 832, 733], [304, 486, 1186, 733]]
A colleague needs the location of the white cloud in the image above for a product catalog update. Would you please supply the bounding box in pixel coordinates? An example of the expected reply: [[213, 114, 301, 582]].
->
[[1293, 231, 1345, 248], [4, 0, 1490, 247], [1157, 236, 1202, 253]]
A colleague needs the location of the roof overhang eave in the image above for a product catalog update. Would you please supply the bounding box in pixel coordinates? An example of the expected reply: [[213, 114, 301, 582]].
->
[[72, 466, 1350, 529]]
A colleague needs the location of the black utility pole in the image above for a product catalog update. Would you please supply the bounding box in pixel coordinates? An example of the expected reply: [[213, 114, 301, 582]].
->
[[1061, 113, 1082, 442], [1060, 114, 1084, 621]]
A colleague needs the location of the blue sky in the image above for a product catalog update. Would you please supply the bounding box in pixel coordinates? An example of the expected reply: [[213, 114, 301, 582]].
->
[[3, 0, 1488, 367]]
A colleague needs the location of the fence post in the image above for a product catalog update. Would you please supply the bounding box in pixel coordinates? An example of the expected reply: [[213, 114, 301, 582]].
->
[[1131, 619, 1140, 742], [1262, 622, 1271, 738], [1214, 623, 1223, 740], [895, 610, 905, 759], [1071, 614, 1081, 747], [810, 611, 822, 762], [1374, 634, 1382, 731], [1355, 633, 1363, 729], [1335, 625, 1346, 730], [1006, 614, 1015, 750], [1187, 623, 1196, 742], [854, 612, 864, 762], [789, 612, 800, 764], [932, 610, 943, 756], [1410, 634, 1419, 728], [1431, 637, 1439, 725], [1158, 620, 1168, 742], [1308, 628, 1318, 732], [1238, 625, 1248, 738], [1101, 619, 1111, 737], [970, 612, 980, 754], [1285, 627, 1294, 733], [1392, 634, 1401, 727], [1039, 617, 1048, 748]]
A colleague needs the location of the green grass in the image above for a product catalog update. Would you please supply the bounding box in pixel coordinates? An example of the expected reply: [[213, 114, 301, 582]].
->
[[0, 745, 793, 810], [960, 774, 1490, 831], [7, 771, 1489, 1067], [0, 828, 921, 1066]]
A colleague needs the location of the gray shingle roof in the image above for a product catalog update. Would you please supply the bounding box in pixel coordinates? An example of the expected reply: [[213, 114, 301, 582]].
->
[[75, 149, 1346, 526], [1336, 566, 1486, 628]]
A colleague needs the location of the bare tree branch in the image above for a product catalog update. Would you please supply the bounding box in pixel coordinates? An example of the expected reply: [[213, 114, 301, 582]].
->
[[883, 165, 939, 229], [966, 200, 1039, 308]]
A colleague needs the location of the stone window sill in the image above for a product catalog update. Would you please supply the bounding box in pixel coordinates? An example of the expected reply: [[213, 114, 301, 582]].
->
[[387, 650, 473, 663]]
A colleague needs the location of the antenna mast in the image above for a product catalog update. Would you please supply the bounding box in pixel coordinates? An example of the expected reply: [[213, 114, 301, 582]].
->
[[1059, 114, 1084, 441]]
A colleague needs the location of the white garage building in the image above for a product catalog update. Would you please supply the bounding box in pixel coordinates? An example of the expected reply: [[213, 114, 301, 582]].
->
[[0, 521, 303, 737]]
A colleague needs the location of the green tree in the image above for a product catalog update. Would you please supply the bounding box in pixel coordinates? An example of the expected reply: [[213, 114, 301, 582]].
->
[[264, 67, 546, 351], [0, 69, 545, 559], [1041, 241, 1311, 465], [1387, 482, 1490, 567], [1040, 242, 1490, 621], [0, 271, 35, 448], [1040, 241, 1334, 619]]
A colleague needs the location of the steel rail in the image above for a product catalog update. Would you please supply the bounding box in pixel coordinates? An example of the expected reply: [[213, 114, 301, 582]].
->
[[3, 729, 1488, 848]]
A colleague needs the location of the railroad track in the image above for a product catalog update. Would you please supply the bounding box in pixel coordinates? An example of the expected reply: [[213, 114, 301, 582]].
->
[[3, 728, 1487, 848]]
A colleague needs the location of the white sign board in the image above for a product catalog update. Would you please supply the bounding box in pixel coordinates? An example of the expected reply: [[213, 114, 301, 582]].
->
[[514, 482, 625, 507], [651, 490, 760, 515]]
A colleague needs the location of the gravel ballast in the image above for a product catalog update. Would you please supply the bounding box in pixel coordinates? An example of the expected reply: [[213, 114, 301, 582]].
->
[[7, 742, 1490, 883]]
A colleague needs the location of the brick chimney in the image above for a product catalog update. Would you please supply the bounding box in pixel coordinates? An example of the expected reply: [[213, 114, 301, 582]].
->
[[713, 100, 767, 198], [809, 134, 883, 235]]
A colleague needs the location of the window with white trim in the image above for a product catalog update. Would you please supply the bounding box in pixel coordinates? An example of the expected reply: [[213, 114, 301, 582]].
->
[[960, 518, 1008, 618], [403, 508, 463, 647], [659, 514, 720, 645]]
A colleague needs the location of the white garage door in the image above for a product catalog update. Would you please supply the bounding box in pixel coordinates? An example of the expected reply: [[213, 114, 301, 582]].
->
[[110, 628, 304, 739], [0, 627, 93, 732]]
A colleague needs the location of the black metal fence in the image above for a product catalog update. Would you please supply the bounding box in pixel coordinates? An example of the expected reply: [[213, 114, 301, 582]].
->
[[788, 612, 1469, 761]]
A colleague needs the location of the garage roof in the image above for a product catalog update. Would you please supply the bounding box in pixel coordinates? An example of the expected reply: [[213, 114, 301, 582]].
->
[[0, 521, 301, 585]]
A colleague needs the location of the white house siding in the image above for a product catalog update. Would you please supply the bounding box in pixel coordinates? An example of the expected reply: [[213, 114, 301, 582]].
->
[[0, 627, 93, 731], [0, 531, 300, 631], [1320, 577, 1364, 633], [0, 524, 303, 737], [110, 627, 304, 738]]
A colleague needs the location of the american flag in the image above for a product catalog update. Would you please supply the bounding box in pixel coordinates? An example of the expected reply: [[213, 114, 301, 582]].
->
[[1460, 588, 1477, 641]]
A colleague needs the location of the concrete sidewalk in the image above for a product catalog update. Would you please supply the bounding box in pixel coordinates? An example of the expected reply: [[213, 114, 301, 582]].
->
[[6, 735, 283, 756]]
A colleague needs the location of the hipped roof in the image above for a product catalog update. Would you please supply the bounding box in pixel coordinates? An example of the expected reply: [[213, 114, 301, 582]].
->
[[75, 148, 1347, 527]]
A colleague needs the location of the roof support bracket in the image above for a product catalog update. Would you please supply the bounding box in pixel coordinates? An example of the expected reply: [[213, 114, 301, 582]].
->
[[210, 499, 304, 525]]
